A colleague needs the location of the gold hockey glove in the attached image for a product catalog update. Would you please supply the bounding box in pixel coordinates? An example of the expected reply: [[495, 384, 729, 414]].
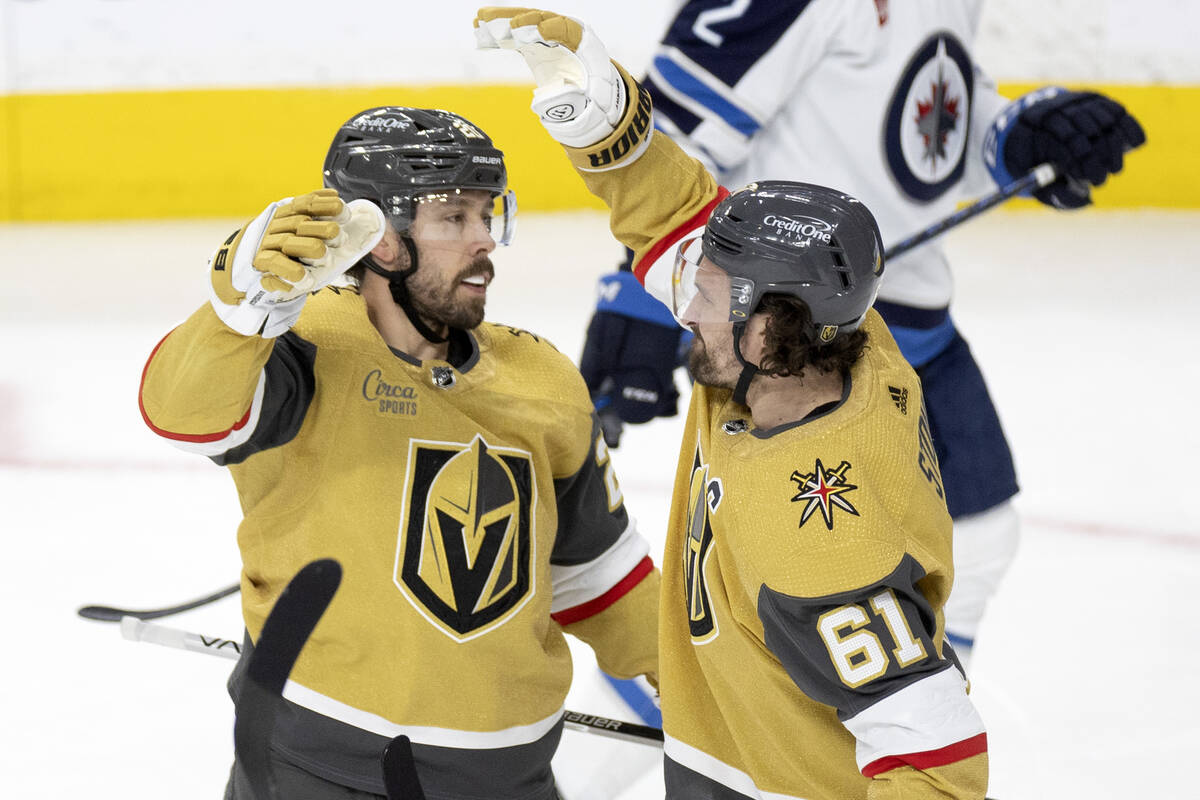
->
[[208, 189, 385, 338]]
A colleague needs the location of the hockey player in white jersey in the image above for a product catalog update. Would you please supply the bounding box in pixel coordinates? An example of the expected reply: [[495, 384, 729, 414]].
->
[[578, 0, 1145, 662]]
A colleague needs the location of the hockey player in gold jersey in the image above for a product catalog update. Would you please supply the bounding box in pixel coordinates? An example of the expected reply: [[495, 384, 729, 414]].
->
[[138, 106, 659, 799], [477, 8, 989, 799]]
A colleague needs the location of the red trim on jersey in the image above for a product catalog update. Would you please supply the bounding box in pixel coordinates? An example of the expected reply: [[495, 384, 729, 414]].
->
[[137, 329, 253, 443], [631, 186, 731, 284], [551, 556, 654, 626], [861, 733, 988, 777]]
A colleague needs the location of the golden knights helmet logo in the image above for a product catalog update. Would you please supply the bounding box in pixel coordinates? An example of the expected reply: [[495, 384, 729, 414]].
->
[[684, 444, 721, 643], [395, 434, 535, 642]]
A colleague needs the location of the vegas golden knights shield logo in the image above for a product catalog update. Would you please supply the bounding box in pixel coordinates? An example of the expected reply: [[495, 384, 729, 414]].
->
[[395, 434, 536, 642], [684, 444, 721, 643]]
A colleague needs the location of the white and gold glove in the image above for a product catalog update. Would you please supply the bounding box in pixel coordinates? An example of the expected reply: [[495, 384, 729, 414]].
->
[[208, 189, 385, 338], [475, 7, 631, 150]]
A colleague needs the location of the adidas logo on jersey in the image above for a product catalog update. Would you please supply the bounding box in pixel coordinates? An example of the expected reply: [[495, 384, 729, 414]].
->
[[889, 385, 908, 415]]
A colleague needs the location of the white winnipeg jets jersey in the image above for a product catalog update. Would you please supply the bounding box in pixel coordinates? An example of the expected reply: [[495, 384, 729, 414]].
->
[[644, 0, 1010, 307]]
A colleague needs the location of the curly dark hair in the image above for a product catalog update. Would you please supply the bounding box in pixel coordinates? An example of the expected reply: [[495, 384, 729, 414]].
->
[[756, 294, 869, 379]]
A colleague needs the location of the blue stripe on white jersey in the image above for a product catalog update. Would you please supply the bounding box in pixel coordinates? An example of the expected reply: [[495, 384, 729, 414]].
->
[[661, 0, 817, 87], [651, 54, 760, 137], [644, 74, 703, 136]]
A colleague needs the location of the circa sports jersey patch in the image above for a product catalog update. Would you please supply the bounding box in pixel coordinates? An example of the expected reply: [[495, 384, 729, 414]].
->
[[394, 434, 535, 642], [683, 442, 721, 643], [362, 369, 419, 416], [884, 32, 974, 202], [790, 459, 861, 531]]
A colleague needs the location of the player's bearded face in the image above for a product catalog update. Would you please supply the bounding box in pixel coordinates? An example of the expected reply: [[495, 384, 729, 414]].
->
[[407, 191, 498, 329], [687, 322, 741, 389], [408, 251, 494, 330]]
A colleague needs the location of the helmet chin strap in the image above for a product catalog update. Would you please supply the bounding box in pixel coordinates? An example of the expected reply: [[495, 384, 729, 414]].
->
[[730, 323, 762, 407], [361, 235, 449, 345]]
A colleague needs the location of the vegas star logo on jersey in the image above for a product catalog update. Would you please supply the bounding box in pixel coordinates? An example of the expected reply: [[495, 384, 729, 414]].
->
[[884, 33, 974, 202], [394, 434, 535, 642], [683, 443, 721, 643], [790, 459, 860, 531]]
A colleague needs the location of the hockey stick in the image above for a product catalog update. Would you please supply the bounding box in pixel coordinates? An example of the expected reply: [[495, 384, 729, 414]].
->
[[78, 582, 240, 622], [562, 709, 664, 748], [382, 735, 428, 800], [120, 615, 243, 658], [234, 559, 342, 800], [118, 617, 667, 749], [884, 163, 1058, 261]]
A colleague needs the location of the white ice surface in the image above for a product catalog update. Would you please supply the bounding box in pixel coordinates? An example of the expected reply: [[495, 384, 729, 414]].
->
[[2, 208, 1198, 799]]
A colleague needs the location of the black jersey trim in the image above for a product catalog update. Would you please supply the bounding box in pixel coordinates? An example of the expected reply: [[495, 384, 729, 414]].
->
[[227, 636, 562, 797], [386, 328, 480, 372], [213, 331, 317, 466], [550, 415, 631, 566], [749, 373, 852, 439], [757, 553, 959, 721]]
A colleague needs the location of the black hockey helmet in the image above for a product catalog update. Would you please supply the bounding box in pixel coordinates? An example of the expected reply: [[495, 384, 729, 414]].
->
[[670, 181, 884, 403], [697, 181, 884, 343], [323, 106, 513, 242]]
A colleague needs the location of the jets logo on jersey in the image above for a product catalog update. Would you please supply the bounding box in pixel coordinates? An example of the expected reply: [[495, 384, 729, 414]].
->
[[790, 459, 860, 531], [884, 32, 974, 202], [395, 434, 535, 642], [684, 444, 721, 643]]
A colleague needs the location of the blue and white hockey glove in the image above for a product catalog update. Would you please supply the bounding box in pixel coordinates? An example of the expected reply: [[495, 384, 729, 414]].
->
[[580, 271, 688, 447], [984, 88, 1145, 209]]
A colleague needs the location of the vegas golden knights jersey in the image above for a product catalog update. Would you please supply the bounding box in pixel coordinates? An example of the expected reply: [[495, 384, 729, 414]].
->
[[560, 70, 988, 799], [656, 313, 987, 799], [139, 288, 659, 798]]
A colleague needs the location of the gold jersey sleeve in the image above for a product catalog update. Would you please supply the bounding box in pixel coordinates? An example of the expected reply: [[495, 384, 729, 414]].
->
[[561, 65, 726, 268], [139, 302, 275, 440]]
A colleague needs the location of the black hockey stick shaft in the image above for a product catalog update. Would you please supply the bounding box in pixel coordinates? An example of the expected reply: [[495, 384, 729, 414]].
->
[[234, 559, 342, 800], [884, 163, 1057, 261], [77, 582, 240, 622], [562, 709, 664, 748], [382, 735, 428, 800]]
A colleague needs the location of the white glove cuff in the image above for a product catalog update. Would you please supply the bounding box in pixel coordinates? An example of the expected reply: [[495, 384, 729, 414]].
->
[[208, 199, 290, 337]]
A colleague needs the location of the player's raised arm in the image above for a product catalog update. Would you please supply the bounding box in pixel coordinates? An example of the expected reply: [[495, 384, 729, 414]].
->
[[139, 190, 383, 457], [474, 7, 725, 280]]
